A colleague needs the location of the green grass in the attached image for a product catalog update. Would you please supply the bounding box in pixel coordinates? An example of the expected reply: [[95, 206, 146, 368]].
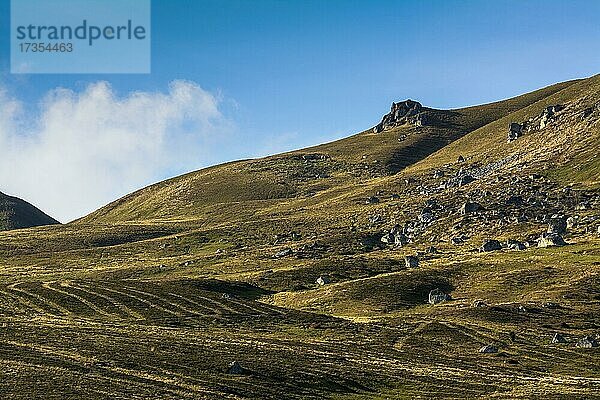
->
[[1, 76, 599, 399]]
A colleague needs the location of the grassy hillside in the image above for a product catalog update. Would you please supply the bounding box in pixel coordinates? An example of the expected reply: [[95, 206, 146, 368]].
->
[[1, 76, 599, 399], [0, 191, 60, 231], [80, 79, 577, 225]]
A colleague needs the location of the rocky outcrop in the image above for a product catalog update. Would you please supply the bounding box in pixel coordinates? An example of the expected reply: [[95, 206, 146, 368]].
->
[[373, 100, 429, 133], [508, 104, 565, 142]]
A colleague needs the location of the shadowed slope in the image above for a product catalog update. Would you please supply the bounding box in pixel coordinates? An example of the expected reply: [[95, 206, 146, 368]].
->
[[0, 192, 60, 231]]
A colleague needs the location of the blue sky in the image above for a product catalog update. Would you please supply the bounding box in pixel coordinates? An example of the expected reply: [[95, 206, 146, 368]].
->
[[0, 0, 599, 221]]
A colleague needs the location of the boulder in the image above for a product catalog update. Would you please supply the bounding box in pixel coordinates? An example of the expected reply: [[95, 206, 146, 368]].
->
[[508, 122, 523, 142], [551, 333, 567, 344], [472, 300, 488, 308], [460, 201, 482, 215], [316, 276, 330, 286], [365, 196, 380, 205], [227, 361, 245, 375], [426, 246, 438, 254], [506, 239, 526, 251], [479, 345, 498, 354], [274, 248, 293, 258], [457, 155, 465, 163], [480, 240, 502, 252], [458, 175, 475, 186], [547, 216, 567, 234], [404, 255, 419, 269], [537, 233, 566, 248], [428, 288, 450, 305]]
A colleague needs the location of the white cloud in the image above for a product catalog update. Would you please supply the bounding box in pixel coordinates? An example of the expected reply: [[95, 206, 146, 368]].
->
[[0, 81, 233, 222]]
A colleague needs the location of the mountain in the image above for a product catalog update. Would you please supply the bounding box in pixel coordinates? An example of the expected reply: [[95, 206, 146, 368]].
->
[[0, 191, 59, 231], [0, 77, 599, 399]]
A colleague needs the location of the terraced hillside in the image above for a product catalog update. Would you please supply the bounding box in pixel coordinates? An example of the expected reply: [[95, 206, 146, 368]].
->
[[1, 76, 600, 399]]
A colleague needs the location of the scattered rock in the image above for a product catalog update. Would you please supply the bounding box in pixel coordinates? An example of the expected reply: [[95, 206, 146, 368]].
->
[[479, 345, 498, 354], [381, 225, 409, 246], [576, 336, 598, 348], [542, 302, 560, 309], [428, 288, 450, 305], [316, 276, 331, 286], [506, 239, 526, 251], [404, 255, 419, 269], [480, 240, 502, 252]]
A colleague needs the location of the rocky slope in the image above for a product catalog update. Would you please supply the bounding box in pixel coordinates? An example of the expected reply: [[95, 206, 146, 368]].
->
[[0, 76, 599, 399]]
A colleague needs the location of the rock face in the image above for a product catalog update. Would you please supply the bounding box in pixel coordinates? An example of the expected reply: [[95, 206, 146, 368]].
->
[[428, 288, 450, 305], [373, 100, 428, 133]]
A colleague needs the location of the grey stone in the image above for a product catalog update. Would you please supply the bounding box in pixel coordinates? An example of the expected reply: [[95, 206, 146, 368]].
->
[[551, 333, 567, 344], [547, 217, 567, 234], [365, 196, 380, 205], [537, 233, 567, 248], [274, 248, 293, 258], [508, 122, 523, 142], [316, 276, 331, 286], [227, 361, 245, 375], [479, 345, 498, 354], [428, 288, 450, 305], [472, 300, 488, 308], [507, 239, 526, 251], [576, 336, 598, 348], [404, 255, 419, 269], [458, 175, 475, 186], [460, 201, 482, 215], [480, 240, 502, 252]]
